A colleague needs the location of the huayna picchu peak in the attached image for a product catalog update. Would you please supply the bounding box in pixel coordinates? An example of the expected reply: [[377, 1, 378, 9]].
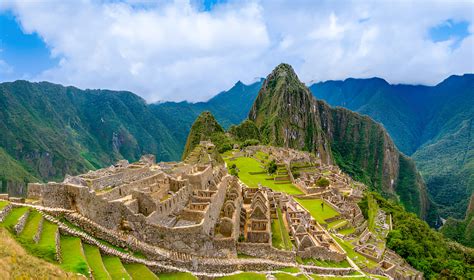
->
[[249, 64, 431, 221]]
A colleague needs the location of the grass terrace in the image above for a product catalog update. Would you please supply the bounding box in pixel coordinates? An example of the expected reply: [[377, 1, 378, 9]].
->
[[274, 273, 307, 279], [157, 272, 197, 280], [296, 256, 351, 268], [294, 198, 339, 225], [37, 220, 58, 261], [223, 155, 302, 195], [83, 244, 111, 280], [331, 234, 378, 269], [0, 199, 9, 210], [102, 255, 131, 280], [59, 235, 90, 276], [217, 272, 266, 280], [1, 206, 29, 229], [272, 207, 293, 250], [123, 263, 159, 280]]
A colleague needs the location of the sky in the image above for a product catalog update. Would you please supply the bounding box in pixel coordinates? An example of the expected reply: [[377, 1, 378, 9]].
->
[[0, 0, 473, 102]]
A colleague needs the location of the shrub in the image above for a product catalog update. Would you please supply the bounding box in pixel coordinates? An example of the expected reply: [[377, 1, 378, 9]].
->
[[316, 177, 330, 187], [267, 160, 277, 174]]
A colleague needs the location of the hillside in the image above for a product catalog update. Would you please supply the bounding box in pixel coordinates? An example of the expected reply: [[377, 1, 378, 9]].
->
[[0, 80, 262, 196], [309, 75, 474, 222], [0, 81, 180, 193], [249, 64, 431, 220]]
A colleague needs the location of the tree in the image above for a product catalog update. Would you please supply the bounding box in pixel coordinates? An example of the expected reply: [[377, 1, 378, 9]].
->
[[267, 160, 277, 174], [316, 177, 330, 187]]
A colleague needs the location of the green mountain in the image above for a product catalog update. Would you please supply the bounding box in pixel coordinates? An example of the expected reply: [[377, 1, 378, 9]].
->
[[310, 74, 473, 243], [0, 80, 180, 193], [248, 64, 432, 220], [181, 111, 224, 160], [0, 79, 262, 196]]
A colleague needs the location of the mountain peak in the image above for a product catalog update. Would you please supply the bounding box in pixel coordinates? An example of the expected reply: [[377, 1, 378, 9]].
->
[[267, 63, 299, 82], [181, 111, 224, 160]]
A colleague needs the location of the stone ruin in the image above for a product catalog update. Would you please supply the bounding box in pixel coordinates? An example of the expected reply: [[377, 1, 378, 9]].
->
[[20, 143, 422, 278]]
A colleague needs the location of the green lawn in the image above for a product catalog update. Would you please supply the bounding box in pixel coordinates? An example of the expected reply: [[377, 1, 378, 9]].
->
[[158, 272, 197, 279], [272, 207, 292, 250], [83, 244, 112, 280], [123, 263, 159, 280], [327, 219, 347, 230], [0, 200, 9, 210], [279, 267, 300, 273], [367, 194, 378, 232], [217, 272, 266, 280], [0, 206, 29, 229], [294, 198, 339, 225], [312, 276, 370, 280], [37, 220, 58, 261], [224, 156, 302, 195], [297, 256, 351, 268], [102, 255, 131, 280], [275, 273, 307, 280], [338, 226, 356, 236], [60, 235, 90, 276]]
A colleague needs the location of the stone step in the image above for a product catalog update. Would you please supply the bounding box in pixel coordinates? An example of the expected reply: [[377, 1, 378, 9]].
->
[[102, 255, 132, 280], [123, 263, 159, 280], [13, 209, 30, 234], [83, 243, 112, 280], [59, 235, 91, 277]]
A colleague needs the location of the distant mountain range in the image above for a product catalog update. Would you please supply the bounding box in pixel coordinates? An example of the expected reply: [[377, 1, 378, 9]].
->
[[310, 74, 474, 222], [0, 72, 471, 227]]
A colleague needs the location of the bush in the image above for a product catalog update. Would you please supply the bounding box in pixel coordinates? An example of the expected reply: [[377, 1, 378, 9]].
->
[[242, 139, 260, 147], [267, 160, 277, 174], [316, 177, 330, 187]]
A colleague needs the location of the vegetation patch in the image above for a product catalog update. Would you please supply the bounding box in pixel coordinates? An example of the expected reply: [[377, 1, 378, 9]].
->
[[123, 263, 158, 280], [157, 272, 197, 279], [102, 255, 131, 280], [294, 198, 339, 225], [223, 155, 302, 195], [59, 235, 90, 276], [83, 244, 111, 280], [1, 207, 29, 229], [217, 272, 266, 280]]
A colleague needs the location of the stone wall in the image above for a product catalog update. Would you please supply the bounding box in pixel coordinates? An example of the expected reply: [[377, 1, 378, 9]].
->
[[89, 166, 153, 190], [27, 183, 42, 199], [99, 172, 167, 201], [183, 165, 213, 190], [237, 242, 296, 263], [147, 185, 192, 222], [297, 246, 346, 262]]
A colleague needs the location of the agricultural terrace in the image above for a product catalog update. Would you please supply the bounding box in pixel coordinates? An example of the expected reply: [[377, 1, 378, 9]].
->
[[222, 151, 303, 195]]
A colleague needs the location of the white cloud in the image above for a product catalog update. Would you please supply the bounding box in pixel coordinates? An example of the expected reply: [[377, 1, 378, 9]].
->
[[0, 59, 13, 74], [1, 0, 473, 101]]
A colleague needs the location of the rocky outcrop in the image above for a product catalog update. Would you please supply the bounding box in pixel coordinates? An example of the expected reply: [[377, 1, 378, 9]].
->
[[249, 63, 430, 218]]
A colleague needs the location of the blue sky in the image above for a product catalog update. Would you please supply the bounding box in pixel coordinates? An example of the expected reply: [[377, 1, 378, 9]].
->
[[0, 0, 472, 102]]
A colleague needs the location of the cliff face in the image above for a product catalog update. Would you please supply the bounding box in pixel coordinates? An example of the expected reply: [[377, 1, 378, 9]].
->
[[249, 64, 333, 165], [249, 63, 430, 219]]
